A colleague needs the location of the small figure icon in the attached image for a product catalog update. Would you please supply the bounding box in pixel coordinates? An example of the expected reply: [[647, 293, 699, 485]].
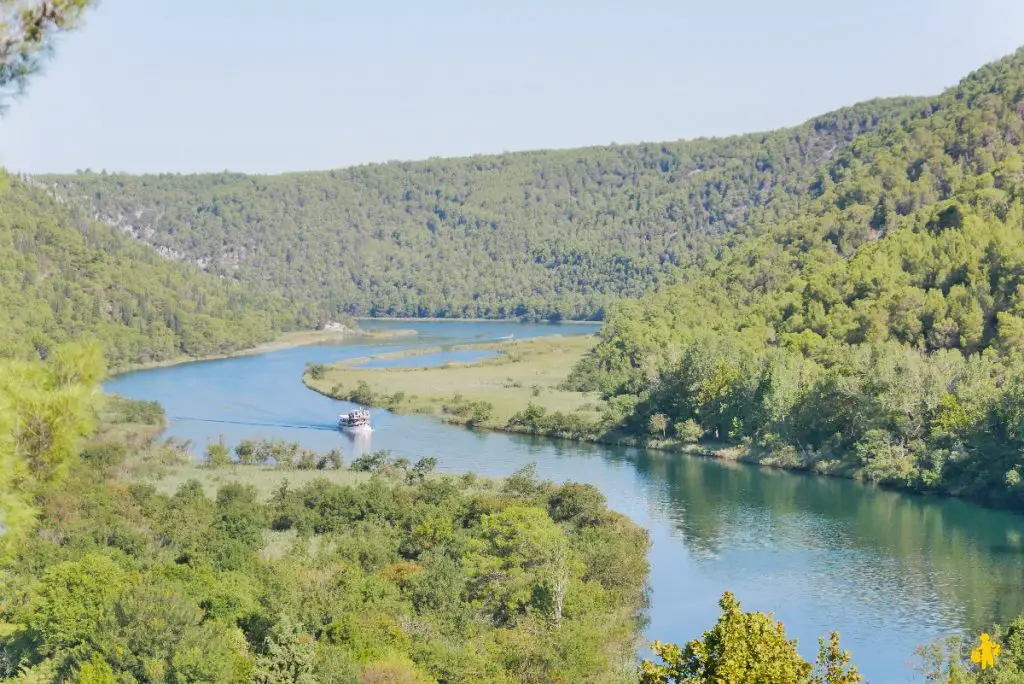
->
[[970, 632, 1001, 670]]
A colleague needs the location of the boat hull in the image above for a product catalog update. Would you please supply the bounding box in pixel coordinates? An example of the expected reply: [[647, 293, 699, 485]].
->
[[339, 423, 373, 433]]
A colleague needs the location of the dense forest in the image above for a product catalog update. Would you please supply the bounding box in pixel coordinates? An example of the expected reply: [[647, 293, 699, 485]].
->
[[566, 48, 1024, 508], [0, 347, 652, 682], [39, 98, 920, 321], [0, 174, 330, 370]]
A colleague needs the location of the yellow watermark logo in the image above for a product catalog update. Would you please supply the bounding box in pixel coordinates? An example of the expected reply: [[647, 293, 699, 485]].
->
[[970, 632, 1001, 670]]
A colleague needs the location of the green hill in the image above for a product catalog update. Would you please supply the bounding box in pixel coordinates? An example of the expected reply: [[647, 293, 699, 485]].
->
[[567, 47, 1024, 507], [0, 174, 318, 370], [39, 99, 918, 321]]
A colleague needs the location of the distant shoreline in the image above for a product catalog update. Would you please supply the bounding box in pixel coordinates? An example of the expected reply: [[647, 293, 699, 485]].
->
[[109, 327, 417, 377], [356, 316, 600, 325]]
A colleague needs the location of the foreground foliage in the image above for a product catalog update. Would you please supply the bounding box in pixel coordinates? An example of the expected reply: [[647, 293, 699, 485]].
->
[[915, 618, 1024, 682], [0, 341, 104, 551], [639, 593, 861, 684], [1, 462, 649, 682], [0, 356, 650, 683], [570, 47, 1024, 508]]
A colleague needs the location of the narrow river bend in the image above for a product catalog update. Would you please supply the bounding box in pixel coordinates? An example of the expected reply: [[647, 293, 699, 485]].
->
[[105, 320, 1024, 682]]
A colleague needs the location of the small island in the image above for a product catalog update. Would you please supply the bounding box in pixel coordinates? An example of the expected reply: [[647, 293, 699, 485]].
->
[[302, 335, 721, 457]]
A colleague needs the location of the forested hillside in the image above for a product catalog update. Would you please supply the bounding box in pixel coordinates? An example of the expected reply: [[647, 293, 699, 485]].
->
[[569, 47, 1024, 507], [0, 174, 318, 370], [40, 99, 919, 320]]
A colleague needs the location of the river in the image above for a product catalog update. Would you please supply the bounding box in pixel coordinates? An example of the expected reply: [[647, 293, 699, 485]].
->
[[105, 320, 1024, 682]]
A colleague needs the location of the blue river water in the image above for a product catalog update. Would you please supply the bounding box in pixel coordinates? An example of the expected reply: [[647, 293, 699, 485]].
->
[[105, 320, 1024, 682]]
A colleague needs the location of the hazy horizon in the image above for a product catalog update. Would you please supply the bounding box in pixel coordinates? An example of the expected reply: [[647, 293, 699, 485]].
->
[[3, 0, 1024, 175]]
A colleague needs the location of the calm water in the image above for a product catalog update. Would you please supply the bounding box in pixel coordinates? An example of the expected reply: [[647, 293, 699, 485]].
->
[[352, 348, 497, 369], [106, 320, 1024, 682]]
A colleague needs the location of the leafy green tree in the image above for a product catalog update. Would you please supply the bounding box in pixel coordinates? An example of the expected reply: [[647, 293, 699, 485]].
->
[[0, 342, 103, 549], [252, 615, 318, 684], [639, 592, 812, 683], [75, 652, 117, 684], [206, 436, 232, 468], [639, 592, 860, 684], [26, 553, 123, 654], [466, 505, 579, 626], [648, 413, 668, 439], [673, 419, 702, 443]]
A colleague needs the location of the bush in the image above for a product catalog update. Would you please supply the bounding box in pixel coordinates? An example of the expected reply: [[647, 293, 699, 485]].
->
[[306, 362, 327, 380], [81, 441, 128, 471], [674, 419, 703, 443], [206, 437, 232, 468], [507, 403, 548, 433], [318, 449, 343, 470], [467, 401, 493, 427], [296, 450, 318, 470], [109, 396, 165, 425], [350, 450, 392, 472], [648, 413, 668, 438], [407, 457, 437, 484], [350, 381, 377, 405], [235, 439, 259, 465]]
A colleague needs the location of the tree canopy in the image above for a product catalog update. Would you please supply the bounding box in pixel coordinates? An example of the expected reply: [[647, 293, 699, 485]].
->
[[568, 46, 1024, 508]]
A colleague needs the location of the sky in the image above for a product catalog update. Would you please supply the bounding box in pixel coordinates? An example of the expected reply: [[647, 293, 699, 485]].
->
[[3, 0, 1024, 175]]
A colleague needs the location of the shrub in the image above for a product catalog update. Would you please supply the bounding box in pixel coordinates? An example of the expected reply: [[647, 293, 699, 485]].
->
[[648, 413, 668, 438], [296, 450, 318, 470], [118, 398, 165, 425], [350, 381, 377, 405], [407, 457, 437, 484], [350, 450, 392, 472], [235, 439, 259, 465], [81, 441, 128, 471], [674, 419, 703, 443], [318, 449, 343, 470], [206, 437, 232, 468]]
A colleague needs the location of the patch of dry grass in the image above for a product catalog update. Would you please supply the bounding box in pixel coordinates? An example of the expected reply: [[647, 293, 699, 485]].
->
[[306, 335, 604, 426], [138, 460, 371, 498]]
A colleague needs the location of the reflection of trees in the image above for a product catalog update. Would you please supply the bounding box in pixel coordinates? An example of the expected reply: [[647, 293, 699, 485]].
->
[[617, 448, 1024, 632], [344, 430, 373, 461], [506, 432, 606, 459]]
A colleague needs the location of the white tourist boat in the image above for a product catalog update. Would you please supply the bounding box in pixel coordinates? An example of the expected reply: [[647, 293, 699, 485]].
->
[[338, 407, 372, 433]]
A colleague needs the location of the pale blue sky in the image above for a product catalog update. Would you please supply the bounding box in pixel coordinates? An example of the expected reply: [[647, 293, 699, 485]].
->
[[3, 0, 1024, 174]]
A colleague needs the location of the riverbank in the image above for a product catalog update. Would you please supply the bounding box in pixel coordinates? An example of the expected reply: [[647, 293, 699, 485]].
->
[[357, 316, 600, 325], [51, 400, 651, 684], [113, 326, 417, 376], [306, 335, 599, 420], [303, 334, 735, 457], [301, 335, 1024, 510]]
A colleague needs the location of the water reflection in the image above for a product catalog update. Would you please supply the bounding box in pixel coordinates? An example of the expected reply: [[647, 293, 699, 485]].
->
[[343, 429, 373, 460], [619, 448, 1024, 634]]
